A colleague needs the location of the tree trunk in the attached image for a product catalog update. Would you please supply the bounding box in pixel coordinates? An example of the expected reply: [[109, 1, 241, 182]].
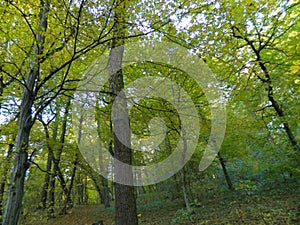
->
[[101, 178, 111, 208], [54, 99, 71, 197], [40, 151, 52, 209], [48, 99, 70, 217], [61, 155, 78, 214], [232, 26, 299, 152], [0, 143, 14, 225], [0, 182, 4, 225], [218, 152, 234, 191], [76, 172, 84, 205], [181, 130, 190, 210], [3, 76, 35, 225], [40, 122, 55, 209], [181, 168, 190, 210], [48, 175, 55, 218], [258, 61, 299, 152], [78, 161, 104, 205], [96, 100, 111, 208], [0, 75, 3, 111], [2, 1, 49, 224], [109, 1, 138, 224]]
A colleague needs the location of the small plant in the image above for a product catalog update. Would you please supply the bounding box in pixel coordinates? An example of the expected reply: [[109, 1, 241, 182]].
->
[[171, 208, 196, 224], [190, 199, 202, 208]]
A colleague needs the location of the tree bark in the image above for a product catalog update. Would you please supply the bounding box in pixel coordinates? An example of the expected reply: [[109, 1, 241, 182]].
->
[[96, 100, 111, 208], [39, 121, 55, 209], [218, 152, 234, 191], [76, 172, 84, 205], [108, 1, 138, 224], [257, 61, 299, 152], [181, 130, 190, 210], [2, 1, 49, 224], [40, 151, 53, 209], [181, 168, 190, 210], [47, 99, 70, 217], [61, 155, 78, 214], [0, 143, 14, 225]]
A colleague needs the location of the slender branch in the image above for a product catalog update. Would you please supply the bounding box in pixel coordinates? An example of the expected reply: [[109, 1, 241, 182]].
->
[[10, 2, 37, 42]]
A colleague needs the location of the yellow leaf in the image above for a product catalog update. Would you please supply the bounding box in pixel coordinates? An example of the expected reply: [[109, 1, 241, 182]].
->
[[290, 60, 300, 74]]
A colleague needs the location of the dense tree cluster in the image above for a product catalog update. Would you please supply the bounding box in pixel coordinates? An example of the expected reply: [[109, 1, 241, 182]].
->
[[0, 0, 299, 224]]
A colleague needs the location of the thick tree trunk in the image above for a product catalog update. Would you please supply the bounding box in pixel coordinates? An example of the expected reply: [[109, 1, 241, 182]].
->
[[109, 1, 137, 224], [2, 1, 49, 224], [3, 70, 36, 225]]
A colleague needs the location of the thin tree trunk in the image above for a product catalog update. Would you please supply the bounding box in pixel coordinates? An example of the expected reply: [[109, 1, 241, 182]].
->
[[61, 155, 78, 214], [96, 100, 111, 208], [40, 151, 52, 208], [0, 143, 14, 225], [84, 176, 88, 204], [0, 182, 4, 225], [47, 109, 59, 218], [48, 99, 71, 217], [232, 26, 299, 152], [52, 99, 71, 196], [2, 1, 49, 224], [259, 61, 299, 152], [181, 168, 190, 211], [40, 122, 55, 209], [76, 172, 83, 205], [0, 75, 3, 111], [218, 152, 234, 191], [48, 175, 55, 218], [181, 130, 190, 210], [102, 178, 111, 208], [91, 177, 102, 202], [78, 161, 104, 204]]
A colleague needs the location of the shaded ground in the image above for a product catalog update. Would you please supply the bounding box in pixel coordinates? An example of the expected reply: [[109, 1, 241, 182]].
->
[[22, 182, 300, 225]]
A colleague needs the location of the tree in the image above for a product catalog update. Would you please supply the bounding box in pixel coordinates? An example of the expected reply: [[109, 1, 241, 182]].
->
[[3, 1, 50, 224], [1, 0, 119, 223], [108, 0, 138, 224], [230, 1, 299, 152]]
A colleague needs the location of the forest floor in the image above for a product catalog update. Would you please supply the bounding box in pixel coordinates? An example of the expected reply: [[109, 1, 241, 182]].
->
[[24, 182, 300, 225]]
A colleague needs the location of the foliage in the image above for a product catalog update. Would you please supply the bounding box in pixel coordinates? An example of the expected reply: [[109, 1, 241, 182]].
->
[[0, 0, 299, 224]]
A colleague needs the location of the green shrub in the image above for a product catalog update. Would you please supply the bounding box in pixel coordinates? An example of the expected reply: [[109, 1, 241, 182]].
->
[[171, 208, 196, 224]]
